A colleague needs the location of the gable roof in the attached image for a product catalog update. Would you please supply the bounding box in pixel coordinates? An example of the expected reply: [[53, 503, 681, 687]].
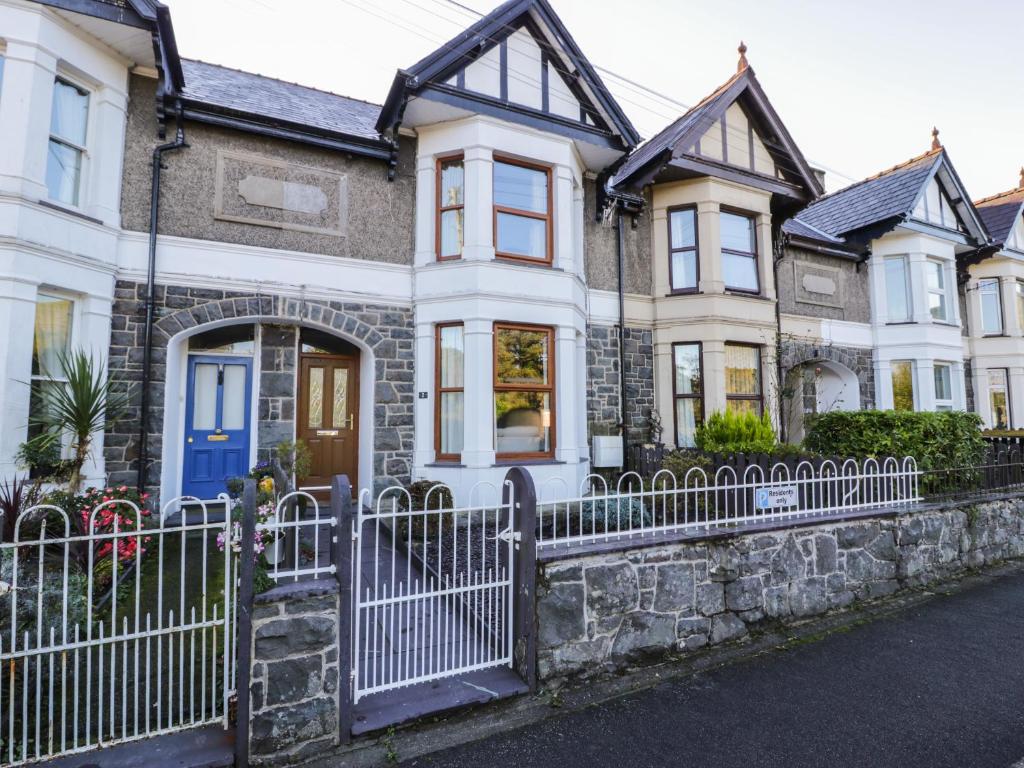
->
[[974, 187, 1024, 247], [177, 60, 392, 159], [611, 65, 823, 201], [375, 0, 638, 151], [792, 147, 988, 246]]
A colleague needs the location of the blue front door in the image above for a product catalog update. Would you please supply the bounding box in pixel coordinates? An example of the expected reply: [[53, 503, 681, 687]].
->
[[182, 355, 253, 500]]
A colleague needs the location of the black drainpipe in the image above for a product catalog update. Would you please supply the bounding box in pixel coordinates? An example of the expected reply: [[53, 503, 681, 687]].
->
[[138, 114, 187, 493], [616, 208, 628, 469], [774, 231, 786, 442]]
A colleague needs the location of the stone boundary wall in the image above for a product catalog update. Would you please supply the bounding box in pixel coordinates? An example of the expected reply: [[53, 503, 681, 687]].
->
[[249, 580, 340, 765], [536, 498, 1024, 680]]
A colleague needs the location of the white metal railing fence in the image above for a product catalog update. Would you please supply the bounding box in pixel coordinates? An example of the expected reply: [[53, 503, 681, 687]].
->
[[256, 490, 335, 583], [537, 457, 921, 550], [0, 496, 235, 766], [351, 483, 516, 702]]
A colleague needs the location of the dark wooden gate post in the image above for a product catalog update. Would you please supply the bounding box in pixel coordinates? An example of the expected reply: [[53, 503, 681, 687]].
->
[[234, 479, 257, 768], [332, 474, 355, 744], [503, 467, 537, 692]]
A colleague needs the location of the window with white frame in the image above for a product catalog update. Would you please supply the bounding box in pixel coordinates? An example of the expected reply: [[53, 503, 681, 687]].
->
[[28, 294, 74, 474], [979, 278, 1003, 335], [926, 260, 950, 322], [46, 78, 89, 206], [1016, 280, 1024, 332], [885, 256, 911, 322], [891, 360, 914, 411], [933, 362, 953, 411], [988, 369, 1010, 429]]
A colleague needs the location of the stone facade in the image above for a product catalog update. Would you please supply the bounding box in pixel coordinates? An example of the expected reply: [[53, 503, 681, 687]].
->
[[779, 337, 876, 410], [258, 325, 298, 463], [105, 280, 414, 495], [586, 324, 655, 444], [535, 498, 1024, 680], [250, 582, 340, 765]]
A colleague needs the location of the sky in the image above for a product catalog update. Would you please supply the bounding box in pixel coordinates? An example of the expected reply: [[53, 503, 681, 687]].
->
[[164, 0, 1024, 196]]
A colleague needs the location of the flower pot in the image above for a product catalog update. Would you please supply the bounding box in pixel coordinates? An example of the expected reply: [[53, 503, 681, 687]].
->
[[264, 536, 286, 565]]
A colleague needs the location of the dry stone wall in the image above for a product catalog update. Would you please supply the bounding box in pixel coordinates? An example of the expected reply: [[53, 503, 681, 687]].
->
[[536, 499, 1024, 679]]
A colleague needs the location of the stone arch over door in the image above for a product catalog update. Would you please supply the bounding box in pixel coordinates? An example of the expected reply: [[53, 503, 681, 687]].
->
[[104, 282, 414, 501], [783, 357, 861, 444], [778, 339, 873, 445]]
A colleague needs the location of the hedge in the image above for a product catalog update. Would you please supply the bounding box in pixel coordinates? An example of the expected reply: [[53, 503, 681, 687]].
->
[[803, 410, 985, 471]]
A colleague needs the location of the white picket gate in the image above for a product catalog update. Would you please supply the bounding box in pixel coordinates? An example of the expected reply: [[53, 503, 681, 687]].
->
[[0, 496, 237, 766], [351, 484, 517, 702]]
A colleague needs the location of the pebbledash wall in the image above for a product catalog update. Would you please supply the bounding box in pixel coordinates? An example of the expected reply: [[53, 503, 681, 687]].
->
[[535, 498, 1024, 679]]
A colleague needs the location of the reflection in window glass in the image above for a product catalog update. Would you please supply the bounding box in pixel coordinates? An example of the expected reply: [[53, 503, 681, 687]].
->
[[720, 211, 758, 291], [989, 369, 1009, 429], [927, 260, 948, 322], [891, 361, 914, 411], [436, 324, 464, 457], [933, 363, 953, 411], [980, 279, 1003, 334], [494, 161, 547, 212], [494, 160, 549, 261], [493, 325, 554, 457], [885, 257, 911, 322], [673, 343, 702, 447], [669, 208, 697, 292], [438, 157, 464, 258]]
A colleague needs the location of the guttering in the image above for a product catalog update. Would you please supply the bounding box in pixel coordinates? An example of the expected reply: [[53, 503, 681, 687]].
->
[[782, 232, 865, 261], [138, 113, 188, 493]]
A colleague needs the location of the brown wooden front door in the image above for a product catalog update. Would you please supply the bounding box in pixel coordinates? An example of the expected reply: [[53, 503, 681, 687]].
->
[[298, 354, 359, 490]]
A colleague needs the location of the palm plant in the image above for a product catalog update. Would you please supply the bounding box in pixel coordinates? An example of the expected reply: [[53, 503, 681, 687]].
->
[[24, 349, 128, 495]]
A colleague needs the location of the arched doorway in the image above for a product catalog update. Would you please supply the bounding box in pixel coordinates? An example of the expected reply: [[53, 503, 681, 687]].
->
[[784, 359, 860, 443]]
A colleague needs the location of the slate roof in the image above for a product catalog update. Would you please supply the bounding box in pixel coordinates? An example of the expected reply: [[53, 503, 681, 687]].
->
[[781, 217, 847, 245], [180, 59, 383, 142], [611, 70, 743, 187], [974, 188, 1024, 246], [792, 150, 943, 238]]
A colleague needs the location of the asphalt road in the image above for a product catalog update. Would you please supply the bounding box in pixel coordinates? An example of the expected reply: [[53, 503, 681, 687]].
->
[[403, 570, 1024, 768]]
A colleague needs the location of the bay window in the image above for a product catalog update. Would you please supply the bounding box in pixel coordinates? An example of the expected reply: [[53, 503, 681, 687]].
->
[[891, 361, 914, 411], [435, 323, 464, 460], [673, 343, 702, 447], [724, 343, 762, 415], [494, 324, 554, 458], [47, 78, 89, 206], [979, 278, 1003, 335], [988, 369, 1010, 429], [493, 158, 551, 263], [933, 362, 953, 411], [436, 155, 464, 260], [668, 207, 698, 292], [1016, 280, 1024, 332], [885, 256, 911, 322], [720, 211, 758, 292], [926, 260, 950, 322]]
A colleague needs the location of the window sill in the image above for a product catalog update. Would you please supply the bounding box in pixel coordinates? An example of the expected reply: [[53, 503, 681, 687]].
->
[[37, 199, 103, 226], [724, 290, 767, 300], [493, 458, 564, 467], [884, 321, 917, 326], [666, 289, 700, 297], [424, 461, 465, 468]]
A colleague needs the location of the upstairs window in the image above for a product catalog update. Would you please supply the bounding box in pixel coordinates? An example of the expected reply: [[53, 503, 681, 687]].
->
[[724, 343, 762, 415], [979, 278, 1003, 335], [493, 158, 551, 263], [436, 156, 464, 260], [668, 207, 698, 292], [891, 361, 914, 411], [435, 323, 464, 460], [926, 260, 950, 322], [885, 256, 911, 322], [494, 324, 554, 458], [720, 211, 758, 292], [933, 362, 953, 411], [673, 343, 702, 447], [47, 78, 89, 206], [1016, 280, 1024, 331]]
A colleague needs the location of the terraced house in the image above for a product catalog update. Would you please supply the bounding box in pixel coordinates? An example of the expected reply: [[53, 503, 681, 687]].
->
[[0, 0, 1010, 508]]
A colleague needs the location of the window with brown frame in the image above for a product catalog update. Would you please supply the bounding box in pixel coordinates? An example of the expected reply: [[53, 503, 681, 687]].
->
[[494, 323, 554, 458], [668, 206, 698, 293], [435, 323, 464, 460], [672, 342, 703, 447], [724, 343, 762, 415], [720, 209, 759, 293], [493, 157, 552, 264], [436, 155, 464, 260]]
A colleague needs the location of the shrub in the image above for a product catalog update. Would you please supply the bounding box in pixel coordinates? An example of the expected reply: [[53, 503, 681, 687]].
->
[[658, 450, 712, 483], [803, 410, 985, 471], [405, 480, 454, 511], [579, 496, 651, 532], [696, 410, 778, 454]]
